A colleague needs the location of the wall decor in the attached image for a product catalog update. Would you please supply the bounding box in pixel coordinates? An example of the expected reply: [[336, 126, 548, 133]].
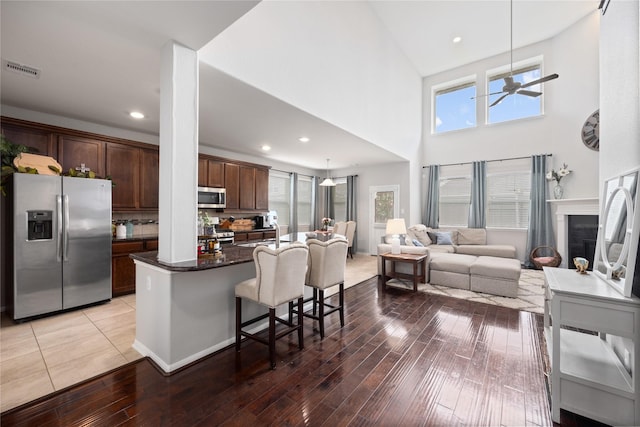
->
[[581, 109, 599, 151]]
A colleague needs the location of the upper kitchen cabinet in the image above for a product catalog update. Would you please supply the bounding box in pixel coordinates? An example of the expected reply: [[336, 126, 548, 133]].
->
[[139, 147, 159, 209], [58, 135, 105, 177], [198, 157, 225, 188], [107, 143, 139, 209], [239, 166, 256, 210], [225, 162, 240, 210], [255, 167, 269, 211], [1, 120, 57, 157]]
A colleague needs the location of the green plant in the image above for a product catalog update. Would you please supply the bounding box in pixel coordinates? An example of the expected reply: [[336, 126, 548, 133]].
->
[[1, 133, 31, 195]]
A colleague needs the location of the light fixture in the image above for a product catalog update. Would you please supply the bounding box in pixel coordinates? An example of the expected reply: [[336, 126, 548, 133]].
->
[[452, 36, 462, 44], [386, 218, 407, 255], [261, 144, 271, 151], [298, 136, 310, 143], [129, 111, 144, 119], [319, 158, 336, 187]]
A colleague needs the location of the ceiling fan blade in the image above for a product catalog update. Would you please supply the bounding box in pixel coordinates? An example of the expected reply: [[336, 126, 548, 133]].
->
[[471, 90, 505, 100], [520, 73, 559, 89], [490, 93, 509, 107], [517, 89, 542, 97]]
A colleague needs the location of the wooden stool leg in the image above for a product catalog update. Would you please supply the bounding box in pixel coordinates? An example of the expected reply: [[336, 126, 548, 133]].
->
[[288, 300, 294, 324], [269, 308, 276, 369], [339, 283, 345, 327], [312, 288, 318, 315], [318, 289, 325, 339], [235, 297, 242, 351], [297, 297, 304, 349]]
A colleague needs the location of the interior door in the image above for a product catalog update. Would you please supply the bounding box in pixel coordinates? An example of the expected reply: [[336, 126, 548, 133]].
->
[[369, 185, 399, 254]]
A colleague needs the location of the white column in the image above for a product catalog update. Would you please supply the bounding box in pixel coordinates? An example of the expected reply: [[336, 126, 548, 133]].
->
[[158, 41, 198, 263]]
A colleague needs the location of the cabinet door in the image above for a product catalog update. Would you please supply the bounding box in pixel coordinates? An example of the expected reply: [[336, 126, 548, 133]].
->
[[207, 160, 225, 188], [198, 157, 208, 187], [140, 148, 159, 209], [255, 167, 269, 211], [239, 166, 256, 210], [58, 135, 105, 177], [225, 163, 240, 209], [1, 124, 56, 157], [107, 143, 140, 209], [111, 241, 143, 296]]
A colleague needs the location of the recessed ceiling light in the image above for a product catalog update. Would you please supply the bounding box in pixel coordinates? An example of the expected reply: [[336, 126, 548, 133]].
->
[[298, 137, 310, 143], [129, 111, 145, 119], [452, 36, 462, 44], [261, 144, 271, 151]]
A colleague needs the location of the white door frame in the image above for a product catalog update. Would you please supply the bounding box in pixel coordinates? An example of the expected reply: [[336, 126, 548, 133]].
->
[[369, 185, 400, 254]]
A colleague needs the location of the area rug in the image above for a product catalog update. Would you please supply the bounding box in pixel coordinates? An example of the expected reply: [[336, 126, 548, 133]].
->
[[386, 268, 546, 314], [343, 253, 379, 290]]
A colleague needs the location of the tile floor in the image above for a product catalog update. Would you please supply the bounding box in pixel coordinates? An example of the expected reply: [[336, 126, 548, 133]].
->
[[0, 294, 142, 413]]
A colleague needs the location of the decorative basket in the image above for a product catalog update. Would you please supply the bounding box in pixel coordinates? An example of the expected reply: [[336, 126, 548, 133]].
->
[[530, 246, 562, 269]]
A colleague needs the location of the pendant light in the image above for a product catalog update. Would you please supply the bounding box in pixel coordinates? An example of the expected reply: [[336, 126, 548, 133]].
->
[[319, 158, 336, 187]]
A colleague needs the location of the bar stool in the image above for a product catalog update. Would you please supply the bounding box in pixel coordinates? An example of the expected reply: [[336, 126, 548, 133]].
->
[[235, 242, 309, 369], [291, 237, 348, 339]]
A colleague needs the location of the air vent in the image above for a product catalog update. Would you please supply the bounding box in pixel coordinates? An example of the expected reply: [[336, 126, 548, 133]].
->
[[2, 59, 41, 79]]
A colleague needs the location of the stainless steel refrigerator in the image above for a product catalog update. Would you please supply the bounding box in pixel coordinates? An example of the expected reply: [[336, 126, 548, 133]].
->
[[10, 173, 112, 320]]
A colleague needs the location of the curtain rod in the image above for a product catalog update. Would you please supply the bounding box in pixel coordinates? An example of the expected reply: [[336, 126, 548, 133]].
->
[[422, 153, 552, 168], [271, 168, 359, 179]]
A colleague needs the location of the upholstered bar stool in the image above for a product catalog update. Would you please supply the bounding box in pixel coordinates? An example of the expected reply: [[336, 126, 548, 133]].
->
[[345, 221, 356, 258], [235, 242, 309, 369], [333, 221, 347, 236], [291, 238, 348, 339]]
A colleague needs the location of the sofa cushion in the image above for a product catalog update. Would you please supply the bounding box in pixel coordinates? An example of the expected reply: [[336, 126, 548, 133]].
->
[[429, 253, 477, 274], [428, 231, 454, 245], [457, 228, 486, 245], [470, 256, 521, 281], [456, 245, 516, 258]]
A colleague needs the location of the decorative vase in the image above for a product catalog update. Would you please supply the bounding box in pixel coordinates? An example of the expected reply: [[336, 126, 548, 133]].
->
[[554, 184, 564, 199]]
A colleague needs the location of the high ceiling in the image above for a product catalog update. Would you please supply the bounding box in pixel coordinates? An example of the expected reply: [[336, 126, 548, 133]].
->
[[0, 1, 599, 171]]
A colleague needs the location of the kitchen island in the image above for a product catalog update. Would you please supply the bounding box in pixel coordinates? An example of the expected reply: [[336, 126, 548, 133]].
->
[[130, 234, 329, 374]]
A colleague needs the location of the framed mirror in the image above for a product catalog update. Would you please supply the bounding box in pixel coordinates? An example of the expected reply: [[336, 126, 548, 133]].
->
[[594, 167, 640, 297]]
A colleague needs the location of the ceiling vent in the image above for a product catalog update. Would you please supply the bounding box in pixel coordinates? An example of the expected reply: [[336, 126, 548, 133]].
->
[[2, 59, 41, 79]]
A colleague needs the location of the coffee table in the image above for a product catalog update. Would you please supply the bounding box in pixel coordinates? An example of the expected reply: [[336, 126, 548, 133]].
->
[[380, 252, 428, 292]]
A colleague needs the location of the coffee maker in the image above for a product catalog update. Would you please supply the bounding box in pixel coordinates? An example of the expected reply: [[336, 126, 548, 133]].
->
[[254, 215, 266, 229]]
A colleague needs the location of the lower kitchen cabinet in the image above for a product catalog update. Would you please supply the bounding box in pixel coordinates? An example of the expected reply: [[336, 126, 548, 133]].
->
[[112, 239, 157, 296]]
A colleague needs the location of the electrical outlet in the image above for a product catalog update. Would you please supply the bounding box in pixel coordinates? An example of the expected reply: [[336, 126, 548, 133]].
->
[[146, 276, 152, 291]]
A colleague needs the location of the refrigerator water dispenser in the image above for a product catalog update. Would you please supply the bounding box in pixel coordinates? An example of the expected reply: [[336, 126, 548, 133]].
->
[[27, 210, 53, 240]]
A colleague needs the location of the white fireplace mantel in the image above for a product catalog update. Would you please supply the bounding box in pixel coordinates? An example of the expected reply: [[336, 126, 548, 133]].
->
[[548, 198, 599, 268]]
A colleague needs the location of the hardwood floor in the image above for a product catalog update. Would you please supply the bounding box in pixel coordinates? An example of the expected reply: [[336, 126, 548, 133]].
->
[[1, 277, 607, 426]]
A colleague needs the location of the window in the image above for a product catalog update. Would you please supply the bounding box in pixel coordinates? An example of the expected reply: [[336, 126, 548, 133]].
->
[[486, 159, 531, 228], [332, 178, 347, 222], [439, 165, 471, 227], [268, 171, 290, 227], [488, 64, 542, 124], [375, 191, 395, 223], [296, 175, 313, 231], [433, 79, 476, 134]]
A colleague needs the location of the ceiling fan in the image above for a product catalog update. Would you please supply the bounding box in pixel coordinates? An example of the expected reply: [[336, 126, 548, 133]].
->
[[477, 0, 559, 107]]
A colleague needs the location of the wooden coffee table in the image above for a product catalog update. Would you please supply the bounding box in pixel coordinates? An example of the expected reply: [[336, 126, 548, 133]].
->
[[380, 252, 428, 292]]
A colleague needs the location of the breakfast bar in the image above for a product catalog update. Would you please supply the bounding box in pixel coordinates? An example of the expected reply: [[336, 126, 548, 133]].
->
[[130, 233, 330, 374]]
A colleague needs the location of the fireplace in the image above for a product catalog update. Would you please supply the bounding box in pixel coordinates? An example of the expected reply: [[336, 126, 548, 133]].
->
[[567, 215, 598, 270], [549, 198, 599, 268]]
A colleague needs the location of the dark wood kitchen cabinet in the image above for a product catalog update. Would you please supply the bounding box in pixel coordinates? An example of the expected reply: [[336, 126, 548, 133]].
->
[[112, 239, 158, 296], [255, 167, 269, 211], [198, 157, 225, 188], [107, 143, 159, 211], [239, 166, 256, 210], [107, 143, 140, 209], [1, 122, 56, 157], [140, 147, 159, 209], [58, 135, 105, 177], [225, 163, 240, 209]]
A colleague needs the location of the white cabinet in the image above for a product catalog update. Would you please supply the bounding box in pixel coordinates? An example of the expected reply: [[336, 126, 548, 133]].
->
[[544, 267, 640, 425]]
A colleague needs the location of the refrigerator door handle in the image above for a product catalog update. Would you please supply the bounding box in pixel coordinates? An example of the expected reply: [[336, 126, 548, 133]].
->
[[63, 194, 70, 261], [56, 195, 63, 261]]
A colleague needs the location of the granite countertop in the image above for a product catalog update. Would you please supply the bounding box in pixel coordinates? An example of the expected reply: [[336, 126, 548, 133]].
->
[[112, 234, 159, 242], [130, 244, 255, 272]]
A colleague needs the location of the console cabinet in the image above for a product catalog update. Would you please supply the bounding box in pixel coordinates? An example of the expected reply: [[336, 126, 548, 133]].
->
[[544, 267, 640, 426]]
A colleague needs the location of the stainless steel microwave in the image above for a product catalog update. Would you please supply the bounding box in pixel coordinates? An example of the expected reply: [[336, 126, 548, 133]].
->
[[197, 187, 226, 209]]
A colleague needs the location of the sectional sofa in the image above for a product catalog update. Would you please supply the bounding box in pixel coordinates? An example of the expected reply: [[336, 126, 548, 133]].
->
[[377, 225, 521, 298]]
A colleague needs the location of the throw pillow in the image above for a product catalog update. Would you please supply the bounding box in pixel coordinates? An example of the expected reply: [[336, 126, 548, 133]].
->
[[410, 226, 432, 246], [428, 231, 453, 245], [412, 239, 424, 247]]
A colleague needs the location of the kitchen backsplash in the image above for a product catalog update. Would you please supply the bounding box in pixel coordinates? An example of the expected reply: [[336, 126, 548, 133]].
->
[[112, 212, 159, 236]]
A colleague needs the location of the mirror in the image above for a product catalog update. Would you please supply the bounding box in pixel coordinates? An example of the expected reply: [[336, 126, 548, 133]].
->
[[594, 168, 640, 297]]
